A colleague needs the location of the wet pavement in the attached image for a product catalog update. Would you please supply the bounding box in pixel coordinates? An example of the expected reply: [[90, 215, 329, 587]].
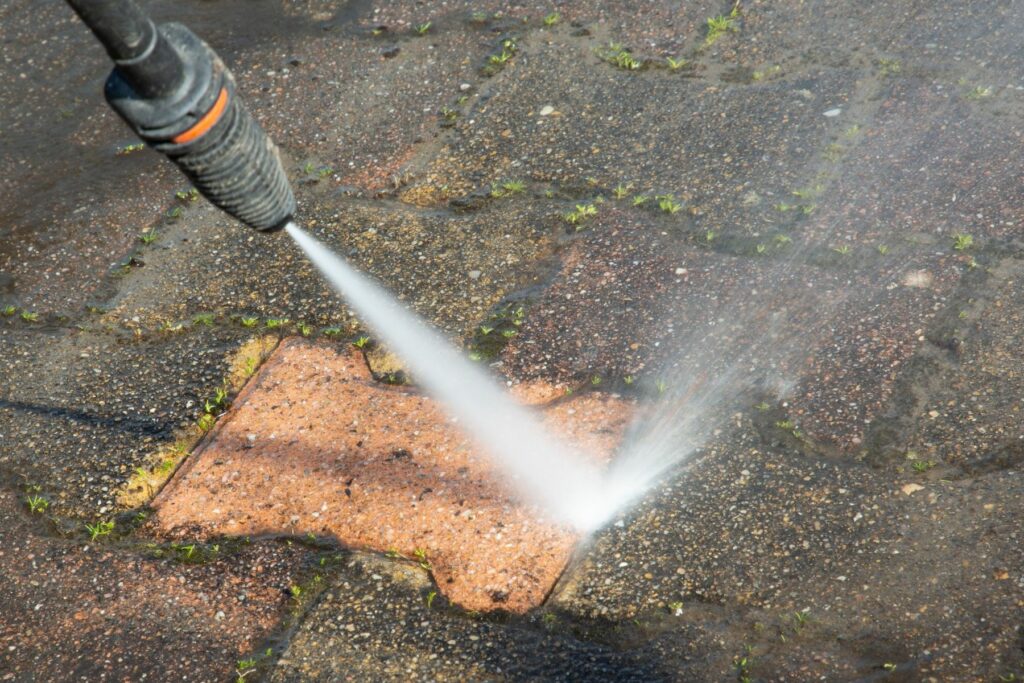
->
[[154, 337, 633, 613], [2, 0, 1023, 681]]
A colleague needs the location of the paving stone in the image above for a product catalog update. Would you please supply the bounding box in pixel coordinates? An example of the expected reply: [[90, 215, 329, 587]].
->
[[154, 338, 633, 613], [0, 486, 311, 682]]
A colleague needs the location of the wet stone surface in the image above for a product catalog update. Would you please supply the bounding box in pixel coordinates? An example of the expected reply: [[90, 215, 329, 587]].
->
[[2, 0, 1023, 680], [268, 553, 680, 683], [0, 486, 313, 682], [154, 338, 633, 613]]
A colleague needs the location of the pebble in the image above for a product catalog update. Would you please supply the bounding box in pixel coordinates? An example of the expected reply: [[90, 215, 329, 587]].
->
[[823, 108, 842, 117], [539, 105, 555, 116]]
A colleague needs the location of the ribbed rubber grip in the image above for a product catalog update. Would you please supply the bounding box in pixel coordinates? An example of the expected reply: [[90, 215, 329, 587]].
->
[[163, 92, 295, 231]]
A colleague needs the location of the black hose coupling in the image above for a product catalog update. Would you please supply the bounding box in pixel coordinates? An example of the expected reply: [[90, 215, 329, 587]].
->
[[101, 22, 295, 231]]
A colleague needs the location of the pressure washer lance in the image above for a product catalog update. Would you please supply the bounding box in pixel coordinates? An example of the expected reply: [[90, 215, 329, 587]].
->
[[65, 0, 296, 231]]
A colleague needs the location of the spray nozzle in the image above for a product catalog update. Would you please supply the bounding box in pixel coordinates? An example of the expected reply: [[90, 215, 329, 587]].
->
[[66, 0, 295, 231]]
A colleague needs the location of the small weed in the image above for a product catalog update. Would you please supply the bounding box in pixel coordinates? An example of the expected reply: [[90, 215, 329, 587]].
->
[[440, 107, 459, 124], [413, 548, 431, 570], [952, 233, 974, 251], [564, 203, 598, 227], [793, 609, 810, 628], [486, 38, 518, 70], [775, 419, 794, 430], [774, 202, 796, 212], [479, 325, 494, 335], [591, 375, 602, 386], [877, 244, 890, 255], [912, 459, 935, 473], [490, 50, 513, 66], [353, 335, 371, 349], [623, 375, 634, 385], [501, 179, 526, 195], [240, 316, 258, 328], [205, 385, 229, 414], [2, 305, 16, 316], [289, 585, 303, 601], [734, 654, 752, 683], [297, 322, 313, 336], [197, 412, 217, 433], [844, 124, 861, 137], [543, 12, 560, 26], [774, 234, 792, 245], [426, 590, 438, 608], [665, 56, 687, 71], [501, 329, 517, 338], [414, 21, 432, 35], [26, 495, 49, 514], [265, 318, 288, 329], [965, 85, 992, 100], [705, 229, 716, 242], [877, 58, 901, 77], [139, 229, 158, 244], [632, 194, 649, 206], [85, 520, 115, 541], [801, 204, 816, 215], [322, 326, 342, 336], [823, 143, 844, 161], [658, 195, 682, 214], [317, 166, 333, 178], [598, 43, 643, 71], [755, 243, 767, 254], [754, 401, 770, 411], [655, 379, 668, 395], [613, 183, 632, 199], [193, 312, 215, 326], [832, 245, 851, 255], [174, 543, 197, 559], [883, 663, 897, 671], [752, 65, 781, 80], [236, 657, 258, 682], [20, 311, 38, 322], [175, 188, 200, 202], [303, 161, 315, 175], [117, 142, 145, 155], [704, 2, 740, 48]]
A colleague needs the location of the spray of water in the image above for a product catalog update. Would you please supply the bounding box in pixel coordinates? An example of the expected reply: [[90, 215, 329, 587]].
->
[[289, 206, 924, 535], [286, 222, 613, 532]]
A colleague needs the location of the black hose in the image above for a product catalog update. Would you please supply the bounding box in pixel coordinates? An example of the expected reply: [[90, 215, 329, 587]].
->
[[65, 0, 184, 98], [65, 1, 297, 230]]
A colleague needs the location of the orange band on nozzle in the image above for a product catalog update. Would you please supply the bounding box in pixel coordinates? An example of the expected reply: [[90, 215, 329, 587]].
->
[[172, 87, 229, 144]]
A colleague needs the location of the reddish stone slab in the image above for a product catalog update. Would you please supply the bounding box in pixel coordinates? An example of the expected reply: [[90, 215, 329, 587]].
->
[[155, 338, 632, 613]]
